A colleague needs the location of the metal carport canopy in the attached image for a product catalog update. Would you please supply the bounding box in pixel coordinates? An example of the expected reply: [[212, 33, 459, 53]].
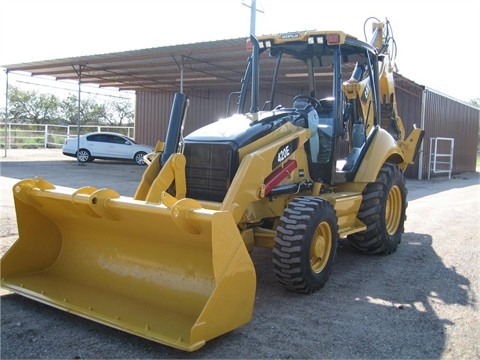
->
[[2, 38, 250, 92], [2, 36, 424, 99]]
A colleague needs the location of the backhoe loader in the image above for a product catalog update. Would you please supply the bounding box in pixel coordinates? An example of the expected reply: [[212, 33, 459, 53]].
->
[[1, 19, 424, 351]]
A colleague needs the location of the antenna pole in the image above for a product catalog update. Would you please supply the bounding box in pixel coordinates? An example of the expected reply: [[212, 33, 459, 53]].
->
[[242, 0, 263, 35]]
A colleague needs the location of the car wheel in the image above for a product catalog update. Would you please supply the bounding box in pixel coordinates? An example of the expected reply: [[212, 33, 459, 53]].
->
[[134, 151, 147, 165], [77, 149, 92, 163]]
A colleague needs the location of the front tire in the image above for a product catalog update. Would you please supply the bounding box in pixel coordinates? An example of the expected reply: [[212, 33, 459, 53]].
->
[[134, 151, 147, 165], [347, 162, 407, 254], [273, 197, 338, 294]]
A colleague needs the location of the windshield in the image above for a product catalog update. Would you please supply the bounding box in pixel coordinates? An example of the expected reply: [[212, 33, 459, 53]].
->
[[238, 42, 371, 114]]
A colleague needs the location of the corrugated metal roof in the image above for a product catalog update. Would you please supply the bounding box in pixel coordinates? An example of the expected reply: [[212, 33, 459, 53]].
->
[[2, 37, 429, 97], [2, 38, 250, 92]]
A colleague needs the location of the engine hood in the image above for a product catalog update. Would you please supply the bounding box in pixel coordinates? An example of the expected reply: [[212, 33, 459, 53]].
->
[[185, 109, 301, 148]]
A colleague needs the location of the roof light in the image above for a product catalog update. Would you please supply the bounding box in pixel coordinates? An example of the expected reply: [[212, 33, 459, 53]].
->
[[326, 33, 341, 45], [308, 36, 325, 45], [249, 39, 272, 50]]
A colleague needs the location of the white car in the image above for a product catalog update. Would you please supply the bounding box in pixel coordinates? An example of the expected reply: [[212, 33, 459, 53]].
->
[[62, 132, 153, 165]]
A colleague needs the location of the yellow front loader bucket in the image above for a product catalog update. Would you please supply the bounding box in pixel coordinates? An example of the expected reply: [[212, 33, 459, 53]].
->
[[1, 178, 256, 351]]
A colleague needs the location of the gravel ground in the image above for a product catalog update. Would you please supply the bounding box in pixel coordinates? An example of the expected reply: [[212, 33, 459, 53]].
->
[[1, 149, 479, 359]]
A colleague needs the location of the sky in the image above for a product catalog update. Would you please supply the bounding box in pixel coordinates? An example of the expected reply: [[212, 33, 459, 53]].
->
[[1, 0, 479, 103]]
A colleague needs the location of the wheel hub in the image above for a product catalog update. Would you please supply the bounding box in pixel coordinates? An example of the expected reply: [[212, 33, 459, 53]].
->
[[310, 222, 332, 273], [386, 184, 402, 235]]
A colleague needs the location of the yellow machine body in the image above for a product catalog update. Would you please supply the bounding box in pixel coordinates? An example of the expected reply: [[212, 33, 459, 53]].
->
[[1, 21, 424, 351]]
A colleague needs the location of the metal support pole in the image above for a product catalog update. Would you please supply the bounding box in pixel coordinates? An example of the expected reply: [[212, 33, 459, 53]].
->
[[180, 56, 184, 93], [73, 65, 86, 165], [4, 69, 9, 157], [172, 55, 185, 93], [418, 89, 427, 180]]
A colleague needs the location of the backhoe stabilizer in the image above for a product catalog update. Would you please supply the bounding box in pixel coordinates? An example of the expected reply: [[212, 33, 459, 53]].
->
[[1, 178, 256, 351]]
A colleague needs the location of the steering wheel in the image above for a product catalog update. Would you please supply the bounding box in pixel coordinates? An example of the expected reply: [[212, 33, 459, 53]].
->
[[293, 94, 322, 112]]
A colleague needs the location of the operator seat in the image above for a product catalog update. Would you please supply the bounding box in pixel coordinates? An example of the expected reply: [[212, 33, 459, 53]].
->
[[292, 96, 335, 165], [318, 97, 334, 118]]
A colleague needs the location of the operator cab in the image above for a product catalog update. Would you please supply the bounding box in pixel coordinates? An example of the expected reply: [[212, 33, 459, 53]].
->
[[237, 31, 380, 185]]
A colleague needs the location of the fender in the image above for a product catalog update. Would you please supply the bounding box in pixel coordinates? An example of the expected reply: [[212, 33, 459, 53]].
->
[[354, 128, 404, 183]]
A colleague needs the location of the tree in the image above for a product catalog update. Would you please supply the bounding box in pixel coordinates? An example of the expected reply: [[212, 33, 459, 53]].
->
[[106, 98, 134, 126], [61, 94, 108, 125], [7, 86, 62, 124], [468, 98, 480, 109], [6, 86, 134, 126]]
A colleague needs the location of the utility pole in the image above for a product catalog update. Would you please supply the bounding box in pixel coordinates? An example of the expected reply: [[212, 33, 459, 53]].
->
[[242, 0, 264, 35]]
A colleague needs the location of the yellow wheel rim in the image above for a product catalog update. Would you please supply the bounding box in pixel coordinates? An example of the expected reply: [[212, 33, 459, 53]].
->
[[386, 184, 402, 235], [310, 221, 332, 273]]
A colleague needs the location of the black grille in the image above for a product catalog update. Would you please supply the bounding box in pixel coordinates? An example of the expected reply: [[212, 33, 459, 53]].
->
[[184, 142, 238, 202]]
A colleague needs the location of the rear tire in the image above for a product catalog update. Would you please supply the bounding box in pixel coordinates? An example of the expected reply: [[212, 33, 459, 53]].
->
[[347, 162, 407, 254], [77, 149, 92, 163], [273, 197, 338, 294]]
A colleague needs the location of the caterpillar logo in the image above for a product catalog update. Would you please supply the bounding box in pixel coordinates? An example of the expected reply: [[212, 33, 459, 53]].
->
[[272, 138, 299, 169], [281, 33, 300, 39]]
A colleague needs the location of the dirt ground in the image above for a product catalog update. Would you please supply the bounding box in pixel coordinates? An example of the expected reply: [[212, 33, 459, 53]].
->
[[1, 149, 479, 359]]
